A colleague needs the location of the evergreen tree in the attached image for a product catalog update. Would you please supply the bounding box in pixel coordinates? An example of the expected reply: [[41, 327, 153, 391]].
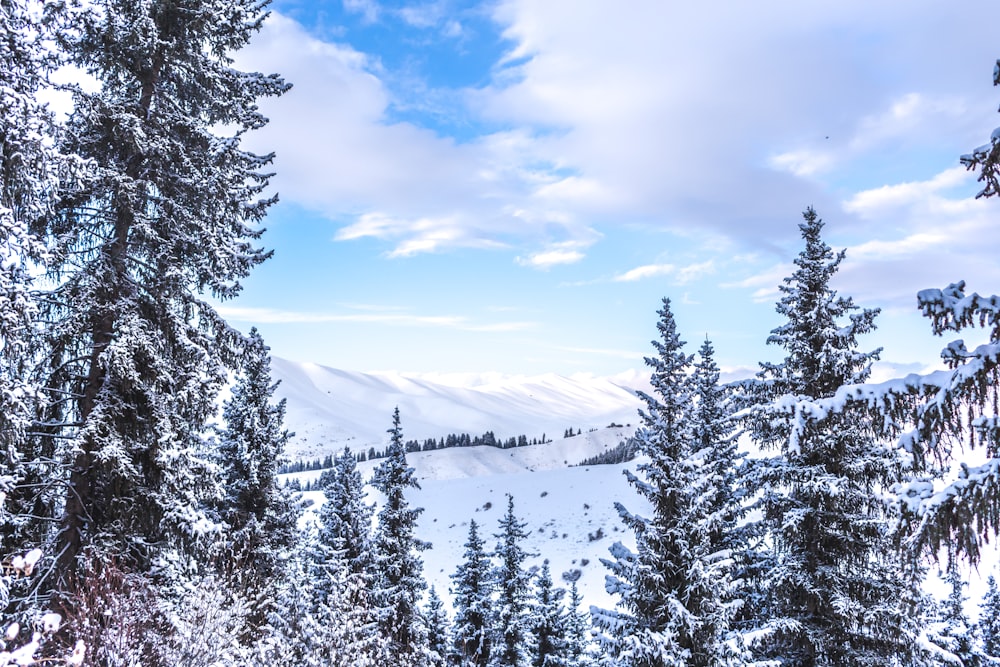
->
[[35, 0, 288, 602], [426, 586, 451, 667], [492, 494, 533, 667], [593, 298, 727, 666], [451, 519, 493, 667], [980, 575, 1000, 661], [688, 337, 745, 662], [741, 208, 914, 665], [316, 446, 372, 592], [0, 0, 81, 621], [529, 559, 567, 667], [371, 407, 430, 665], [216, 328, 299, 637], [561, 573, 596, 667], [927, 558, 985, 667]]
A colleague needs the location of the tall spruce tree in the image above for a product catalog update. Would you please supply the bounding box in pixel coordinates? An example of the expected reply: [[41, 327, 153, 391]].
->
[[316, 447, 372, 588], [426, 586, 451, 667], [371, 407, 430, 665], [492, 494, 533, 667], [688, 337, 745, 663], [451, 519, 493, 667], [980, 575, 1000, 661], [593, 298, 729, 666], [741, 208, 913, 665], [529, 559, 567, 667], [216, 328, 298, 636], [35, 0, 288, 601]]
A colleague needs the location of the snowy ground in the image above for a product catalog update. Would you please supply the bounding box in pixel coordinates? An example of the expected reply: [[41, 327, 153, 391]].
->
[[270, 357, 645, 459], [277, 360, 1000, 619], [286, 428, 648, 612]]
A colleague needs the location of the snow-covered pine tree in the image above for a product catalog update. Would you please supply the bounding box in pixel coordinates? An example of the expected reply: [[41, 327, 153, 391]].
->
[[35, 0, 288, 603], [371, 407, 430, 665], [426, 586, 451, 667], [593, 298, 727, 666], [317, 446, 372, 581], [688, 337, 745, 662], [980, 575, 1000, 661], [529, 559, 567, 667], [216, 328, 299, 638], [562, 572, 597, 667], [927, 557, 986, 667], [741, 208, 914, 665], [0, 0, 82, 623], [451, 519, 493, 667], [492, 494, 533, 667]]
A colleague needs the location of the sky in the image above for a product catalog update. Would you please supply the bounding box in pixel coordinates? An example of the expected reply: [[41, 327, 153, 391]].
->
[[217, 0, 1000, 379]]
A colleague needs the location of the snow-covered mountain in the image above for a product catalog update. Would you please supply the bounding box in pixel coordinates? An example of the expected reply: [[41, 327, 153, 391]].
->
[[272, 358, 654, 609], [271, 357, 647, 459]]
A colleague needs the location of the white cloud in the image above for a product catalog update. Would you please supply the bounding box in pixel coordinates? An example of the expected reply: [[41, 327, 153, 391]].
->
[[614, 264, 674, 282], [613, 260, 714, 284], [516, 248, 585, 269]]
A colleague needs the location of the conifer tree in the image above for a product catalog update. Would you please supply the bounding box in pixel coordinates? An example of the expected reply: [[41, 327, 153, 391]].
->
[[426, 586, 451, 667], [316, 446, 372, 600], [562, 573, 596, 667], [741, 208, 914, 665], [492, 494, 533, 667], [451, 519, 493, 667], [593, 298, 727, 666], [979, 575, 1000, 661], [35, 0, 289, 602], [371, 407, 430, 665], [529, 559, 567, 667], [216, 328, 299, 642], [928, 559, 984, 667], [0, 0, 81, 619]]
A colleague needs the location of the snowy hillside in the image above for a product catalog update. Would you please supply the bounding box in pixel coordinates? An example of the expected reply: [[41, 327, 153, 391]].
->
[[270, 357, 646, 459], [290, 430, 650, 613]]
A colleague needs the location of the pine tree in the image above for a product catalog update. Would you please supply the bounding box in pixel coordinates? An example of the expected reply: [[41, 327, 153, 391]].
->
[[927, 558, 985, 667], [741, 208, 914, 665], [688, 337, 745, 663], [426, 586, 451, 667], [492, 494, 533, 667], [35, 0, 289, 602], [529, 559, 567, 667], [371, 407, 430, 665], [316, 446, 372, 595], [451, 519, 493, 667], [980, 575, 1000, 661], [0, 0, 81, 621], [593, 298, 724, 666], [216, 328, 299, 638], [562, 573, 596, 667]]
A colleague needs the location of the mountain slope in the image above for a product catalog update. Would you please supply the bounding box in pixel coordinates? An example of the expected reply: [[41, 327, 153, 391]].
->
[[271, 357, 645, 459]]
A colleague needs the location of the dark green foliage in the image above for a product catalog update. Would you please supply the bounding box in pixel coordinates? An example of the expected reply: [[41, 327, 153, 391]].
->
[[529, 560, 567, 667], [35, 0, 288, 597], [742, 208, 914, 666], [451, 519, 492, 667], [493, 494, 533, 667], [217, 328, 299, 636], [371, 407, 430, 664]]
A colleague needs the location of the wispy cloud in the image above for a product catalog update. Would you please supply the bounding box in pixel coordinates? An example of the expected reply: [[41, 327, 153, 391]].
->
[[613, 260, 714, 284]]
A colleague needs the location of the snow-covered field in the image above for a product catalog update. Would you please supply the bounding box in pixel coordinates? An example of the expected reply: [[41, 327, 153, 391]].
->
[[271, 357, 646, 459], [276, 358, 999, 618]]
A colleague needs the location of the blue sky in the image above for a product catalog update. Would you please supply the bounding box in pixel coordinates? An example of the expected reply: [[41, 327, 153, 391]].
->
[[220, 0, 1000, 379]]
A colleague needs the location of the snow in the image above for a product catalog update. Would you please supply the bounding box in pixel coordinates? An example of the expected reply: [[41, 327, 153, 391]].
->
[[284, 432, 648, 613], [270, 357, 643, 459]]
